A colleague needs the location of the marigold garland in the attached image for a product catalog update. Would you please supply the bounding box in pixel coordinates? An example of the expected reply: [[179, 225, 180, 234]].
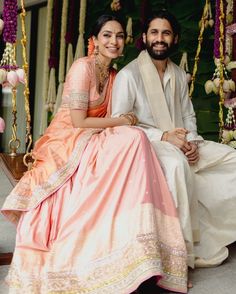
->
[[87, 37, 95, 57]]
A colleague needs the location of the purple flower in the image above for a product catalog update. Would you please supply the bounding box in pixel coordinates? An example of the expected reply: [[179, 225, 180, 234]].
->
[[2, 0, 18, 43], [0, 65, 18, 70]]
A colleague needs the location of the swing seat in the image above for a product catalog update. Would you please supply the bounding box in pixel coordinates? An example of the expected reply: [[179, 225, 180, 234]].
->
[[0, 153, 27, 187]]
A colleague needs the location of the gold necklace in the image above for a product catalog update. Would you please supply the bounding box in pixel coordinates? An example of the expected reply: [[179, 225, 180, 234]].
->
[[95, 57, 110, 93]]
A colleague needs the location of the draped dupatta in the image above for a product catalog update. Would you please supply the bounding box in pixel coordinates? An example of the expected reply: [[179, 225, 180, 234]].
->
[[137, 50, 184, 131], [2, 67, 116, 224]]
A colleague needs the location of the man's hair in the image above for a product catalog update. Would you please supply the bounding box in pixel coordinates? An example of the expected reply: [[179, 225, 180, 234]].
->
[[142, 9, 181, 37]]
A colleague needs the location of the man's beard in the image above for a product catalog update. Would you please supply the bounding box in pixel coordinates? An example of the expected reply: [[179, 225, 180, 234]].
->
[[146, 41, 175, 60]]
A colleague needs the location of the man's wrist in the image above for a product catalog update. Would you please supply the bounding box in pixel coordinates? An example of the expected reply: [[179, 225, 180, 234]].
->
[[161, 131, 168, 141]]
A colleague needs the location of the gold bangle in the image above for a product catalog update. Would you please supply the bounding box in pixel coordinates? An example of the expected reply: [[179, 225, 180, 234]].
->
[[120, 112, 138, 126]]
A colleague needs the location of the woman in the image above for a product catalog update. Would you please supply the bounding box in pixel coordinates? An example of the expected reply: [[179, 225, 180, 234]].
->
[[2, 15, 188, 293]]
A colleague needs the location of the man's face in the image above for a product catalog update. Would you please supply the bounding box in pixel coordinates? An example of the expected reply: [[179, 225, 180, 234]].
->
[[143, 18, 178, 60]]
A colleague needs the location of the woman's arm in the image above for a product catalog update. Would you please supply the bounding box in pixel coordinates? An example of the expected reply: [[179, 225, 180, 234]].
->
[[70, 109, 131, 128]]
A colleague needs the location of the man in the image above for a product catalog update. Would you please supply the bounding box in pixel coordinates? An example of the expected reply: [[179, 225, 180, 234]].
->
[[112, 9, 236, 268]]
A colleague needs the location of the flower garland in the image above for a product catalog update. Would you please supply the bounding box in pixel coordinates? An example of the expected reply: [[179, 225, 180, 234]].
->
[[0, 0, 25, 87], [204, 0, 236, 142], [225, 0, 236, 72], [74, 0, 87, 60], [0, 0, 24, 155], [179, 52, 192, 83], [205, 0, 235, 144], [0, 19, 4, 35], [39, 0, 53, 135], [87, 37, 95, 57], [65, 0, 75, 73], [215, 0, 226, 137], [46, 0, 61, 114], [48, 0, 60, 70], [126, 17, 133, 44], [0, 20, 5, 134], [111, 0, 121, 11], [2, 0, 17, 44], [221, 0, 236, 147], [53, 0, 69, 115]]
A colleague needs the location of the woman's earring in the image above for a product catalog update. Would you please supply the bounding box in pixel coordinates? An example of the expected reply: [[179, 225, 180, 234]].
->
[[94, 45, 99, 55]]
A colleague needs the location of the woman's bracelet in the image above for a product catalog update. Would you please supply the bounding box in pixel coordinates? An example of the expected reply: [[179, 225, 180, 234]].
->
[[120, 112, 138, 125]]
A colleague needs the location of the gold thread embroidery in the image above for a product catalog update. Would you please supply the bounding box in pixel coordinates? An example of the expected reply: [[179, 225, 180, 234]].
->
[[69, 92, 88, 110], [7, 233, 187, 293], [2, 130, 102, 222]]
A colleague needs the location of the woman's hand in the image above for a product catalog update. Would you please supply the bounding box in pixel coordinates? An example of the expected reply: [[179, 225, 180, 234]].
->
[[119, 112, 138, 126], [70, 109, 138, 129]]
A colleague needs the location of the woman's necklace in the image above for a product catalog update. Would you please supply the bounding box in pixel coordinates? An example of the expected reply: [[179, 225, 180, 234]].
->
[[95, 57, 110, 93]]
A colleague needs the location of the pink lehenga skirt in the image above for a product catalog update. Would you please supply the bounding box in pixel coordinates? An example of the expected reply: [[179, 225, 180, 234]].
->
[[3, 126, 187, 293]]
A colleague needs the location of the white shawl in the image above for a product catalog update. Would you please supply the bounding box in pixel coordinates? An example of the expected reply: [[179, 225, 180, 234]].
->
[[137, 50, 184, 131]]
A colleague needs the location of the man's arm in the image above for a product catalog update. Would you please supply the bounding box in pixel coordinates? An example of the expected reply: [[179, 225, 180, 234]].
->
[[180, 72, 204, 143], [112, 69, 191, 152], [112, 70, 164, 142], [112, 70, 135, 116]]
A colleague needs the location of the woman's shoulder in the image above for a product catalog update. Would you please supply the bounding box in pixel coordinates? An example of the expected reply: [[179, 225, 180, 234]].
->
[[72, 56, 94, 68], [68, 56, 94, 76]]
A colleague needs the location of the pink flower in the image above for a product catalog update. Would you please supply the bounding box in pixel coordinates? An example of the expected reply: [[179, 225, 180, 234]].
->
[[0, 117, 5, 133]]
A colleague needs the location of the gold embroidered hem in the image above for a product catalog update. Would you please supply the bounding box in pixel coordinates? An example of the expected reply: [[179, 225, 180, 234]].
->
[[7, 232, 187, 294], [1, 128, 100, 223]]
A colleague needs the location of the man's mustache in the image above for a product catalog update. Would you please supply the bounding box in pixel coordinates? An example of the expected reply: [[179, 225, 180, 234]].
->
[[151, 41, 168, 48]]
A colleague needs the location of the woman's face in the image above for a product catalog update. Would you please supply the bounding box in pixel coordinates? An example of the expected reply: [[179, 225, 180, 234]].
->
[[93, 20, 125, 65]]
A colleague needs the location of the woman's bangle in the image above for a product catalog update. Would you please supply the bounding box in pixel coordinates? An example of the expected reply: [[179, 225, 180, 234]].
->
[[120, 112, 138, 125]]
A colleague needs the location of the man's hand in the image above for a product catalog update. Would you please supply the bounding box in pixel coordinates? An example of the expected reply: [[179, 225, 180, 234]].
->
[[185, 142, 199, 165], [162, 128, 191, 153]]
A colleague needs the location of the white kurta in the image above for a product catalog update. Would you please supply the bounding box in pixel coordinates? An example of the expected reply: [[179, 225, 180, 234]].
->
[[112, 51, 236, 268]]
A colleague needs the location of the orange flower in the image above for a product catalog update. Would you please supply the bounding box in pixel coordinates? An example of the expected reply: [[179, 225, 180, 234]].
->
[[87, 37, 95, 56]]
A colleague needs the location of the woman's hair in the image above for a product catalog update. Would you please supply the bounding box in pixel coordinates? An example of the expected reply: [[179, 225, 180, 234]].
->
[[142, 9, 181, 37], [90, 14, 126, 38]]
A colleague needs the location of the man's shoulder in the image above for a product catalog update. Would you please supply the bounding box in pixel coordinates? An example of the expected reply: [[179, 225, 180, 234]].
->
[[169, 60, 186, 78], [118, 58, 139, 75]]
